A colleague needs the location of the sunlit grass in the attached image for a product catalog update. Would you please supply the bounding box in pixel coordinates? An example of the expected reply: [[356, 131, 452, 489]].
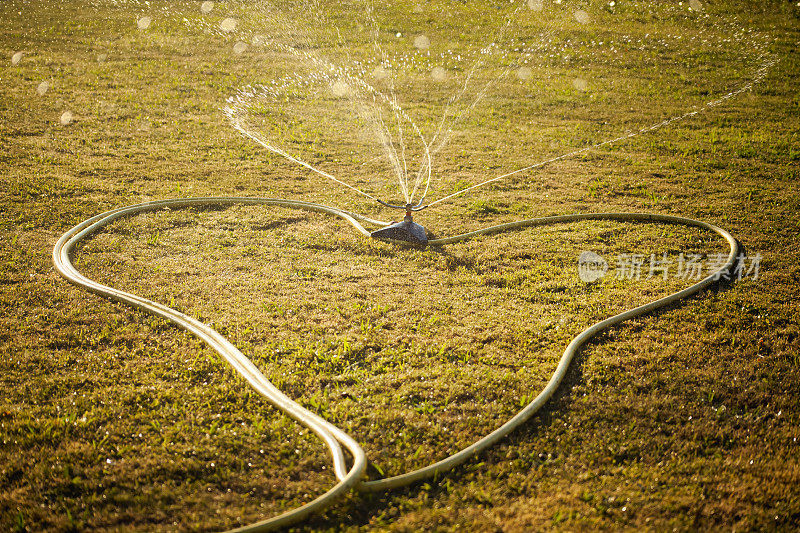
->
[[1, 0, 799, 531]]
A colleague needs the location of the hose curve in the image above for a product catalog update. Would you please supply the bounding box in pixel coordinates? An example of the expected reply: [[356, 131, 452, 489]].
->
[[53, 197, 739, 530]]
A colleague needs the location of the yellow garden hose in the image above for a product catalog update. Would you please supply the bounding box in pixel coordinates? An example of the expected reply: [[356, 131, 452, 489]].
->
[[53, 197, 739, 531]]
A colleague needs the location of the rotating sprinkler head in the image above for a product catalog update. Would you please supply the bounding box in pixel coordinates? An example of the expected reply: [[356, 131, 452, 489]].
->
[[371, 202, 428, 245]]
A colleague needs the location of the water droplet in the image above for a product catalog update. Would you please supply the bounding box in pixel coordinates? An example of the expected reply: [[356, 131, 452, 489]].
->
[[372, 65, 389, 80], [220, 17, 237, 32], [137, 16, 151, 30], [330, 80, 350, 97], [200, 1, 214, 14], [689, 0, 703, 11], [395, 32, 402, 38], [516, 66, 532, 80], [233, 41, 247, 54], [527, 0, 543, 11], [11, 51, 23, 65], [36, 81, 49, 96], [60, 111, 73, 125], [414, 35, 430, 50], [431, 66, 447, 82], [573, 77, 588, 91], [574, 10, 590, 24]]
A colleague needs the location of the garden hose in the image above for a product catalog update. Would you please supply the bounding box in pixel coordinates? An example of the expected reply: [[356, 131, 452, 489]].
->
[[53, 197, 739, 531]]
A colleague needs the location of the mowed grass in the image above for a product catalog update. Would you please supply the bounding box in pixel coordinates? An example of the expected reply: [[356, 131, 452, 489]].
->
[[1, 0, 800, 531]]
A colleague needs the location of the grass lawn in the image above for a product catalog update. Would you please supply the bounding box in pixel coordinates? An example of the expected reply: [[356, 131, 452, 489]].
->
[[1, 0, 799, 531]]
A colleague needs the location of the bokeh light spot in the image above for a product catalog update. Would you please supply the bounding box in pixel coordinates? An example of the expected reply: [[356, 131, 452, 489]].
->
[[220, 18, 237, 32], [330, 80, 350, 98], [527, 0, 543, 12], [137, 16, 151, 30], [200, 1, 214, 14], [11, 51, 23, 65], [372, 65, 389, 80], [414, 35, 430, 50], [574, 10, 590, 24], [431, 66, 447, 82], [37, 81, 49, 96], [60, 111, 73, 126]]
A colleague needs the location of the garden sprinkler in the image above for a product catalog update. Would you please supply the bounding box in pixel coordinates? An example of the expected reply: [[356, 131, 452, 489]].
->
[[370, 200, 428, 245]]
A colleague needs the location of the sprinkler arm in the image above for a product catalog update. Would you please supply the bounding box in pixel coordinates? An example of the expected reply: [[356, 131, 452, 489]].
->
[[375, 198, 427, 212]]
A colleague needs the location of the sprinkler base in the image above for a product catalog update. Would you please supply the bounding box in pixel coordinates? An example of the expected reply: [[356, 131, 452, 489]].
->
[[371, 215, 428, 245]]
